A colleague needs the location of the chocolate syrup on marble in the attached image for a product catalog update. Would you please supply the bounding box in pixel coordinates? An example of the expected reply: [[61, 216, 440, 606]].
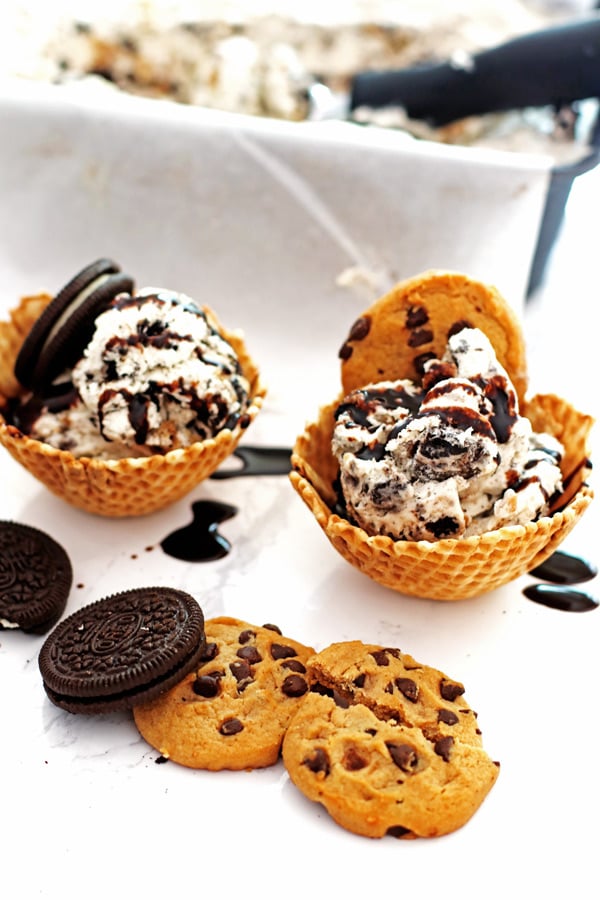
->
[[160, 447, 292, 561], [522, 584, 598, 613], [530, 550, 596, 585], [523, 550, 598, 612], [160, 500, 238, 562]]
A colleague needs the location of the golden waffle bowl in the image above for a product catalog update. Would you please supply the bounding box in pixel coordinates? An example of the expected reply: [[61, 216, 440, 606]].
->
[[290, 271, 594, 600], [0, 293, 266, 517]]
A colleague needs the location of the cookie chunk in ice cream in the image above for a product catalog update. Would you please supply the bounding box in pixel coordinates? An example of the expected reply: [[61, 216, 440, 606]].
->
[[290, 271, 593, 600], [333, 326, 564, 542], [0, 261, 265, 516]]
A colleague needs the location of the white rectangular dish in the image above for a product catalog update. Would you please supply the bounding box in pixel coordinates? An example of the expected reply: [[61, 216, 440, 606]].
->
[[0, 82, 597, 900]]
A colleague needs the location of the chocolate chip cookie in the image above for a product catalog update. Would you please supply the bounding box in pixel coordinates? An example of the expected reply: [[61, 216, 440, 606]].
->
[[337, 269, 528, 405], [282, 640, 499, 838], [133, 616, 315, 770]]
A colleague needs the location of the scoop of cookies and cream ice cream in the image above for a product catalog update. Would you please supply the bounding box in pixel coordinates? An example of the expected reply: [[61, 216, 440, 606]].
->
[[332, 326, 564, 541], [23, 288, 251, 459]]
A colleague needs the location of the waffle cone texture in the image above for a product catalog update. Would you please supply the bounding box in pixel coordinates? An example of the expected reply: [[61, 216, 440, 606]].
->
[[290, 271, 594, 601], [0, 293, 266, 517]]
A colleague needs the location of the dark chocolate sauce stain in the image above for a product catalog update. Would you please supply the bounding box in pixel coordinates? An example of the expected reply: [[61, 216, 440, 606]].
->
[[530, 550, 597, 585], [523, 550, 598, 612], [210, 446, 292, 479], [161, 448, 290, 562], [522, 584, 598, 613], [160, 500, 238, 562]]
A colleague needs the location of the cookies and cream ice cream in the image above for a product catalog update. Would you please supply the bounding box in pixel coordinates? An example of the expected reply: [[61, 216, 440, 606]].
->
[[21, 288, 251, 459], [290, 270, 592, 598], [6, 4, 597, 164], [332, 326, 564, 541]]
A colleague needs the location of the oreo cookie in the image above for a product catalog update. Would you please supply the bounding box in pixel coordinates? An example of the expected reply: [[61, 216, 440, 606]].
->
[[14, 258, 134, 392], [0, 521, 73, 634], [38, 587, 206, 714]]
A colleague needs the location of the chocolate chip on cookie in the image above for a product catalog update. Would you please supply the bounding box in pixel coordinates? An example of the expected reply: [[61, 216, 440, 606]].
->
[[282, 640, 499, 839], [0, 521, 72, 634], [38, 587, 206, 714], [133, 616, 315, 770]]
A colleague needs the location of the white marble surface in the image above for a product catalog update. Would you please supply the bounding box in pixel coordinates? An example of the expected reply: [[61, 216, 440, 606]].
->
[[0, 84, 598, 900]]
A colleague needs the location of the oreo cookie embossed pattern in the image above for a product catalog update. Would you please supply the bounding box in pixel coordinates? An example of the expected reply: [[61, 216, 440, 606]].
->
[[39, 587, 206, 714]]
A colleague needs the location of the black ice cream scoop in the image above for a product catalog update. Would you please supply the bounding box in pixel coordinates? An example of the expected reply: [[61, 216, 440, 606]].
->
[[308, 15, 600, 125], [308, 15, 600, 297]]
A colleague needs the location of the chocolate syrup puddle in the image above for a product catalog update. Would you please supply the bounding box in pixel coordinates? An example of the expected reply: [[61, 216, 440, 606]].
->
[[161, 447, 290, 561], [530, 550, 597, 585], [523, 550, 598, 612], [160, 500, 238, 562], [210, 446, 291, 479], [522, 584, 598, 613]]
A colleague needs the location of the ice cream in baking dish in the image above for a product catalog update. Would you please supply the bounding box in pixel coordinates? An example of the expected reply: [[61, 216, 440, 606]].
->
[[13, 5, 595, 164]]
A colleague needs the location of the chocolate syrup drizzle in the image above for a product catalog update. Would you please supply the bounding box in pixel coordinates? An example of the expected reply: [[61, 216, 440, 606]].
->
[[530, 550, 596, 585], [522, 583, 598, 613], [161, 447, 292, 561], [524, 550, 598, 612], [161, 500, 238, 562]]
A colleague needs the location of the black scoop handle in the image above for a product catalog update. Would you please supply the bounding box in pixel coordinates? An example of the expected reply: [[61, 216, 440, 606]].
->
[[350, 17, 600, 126]]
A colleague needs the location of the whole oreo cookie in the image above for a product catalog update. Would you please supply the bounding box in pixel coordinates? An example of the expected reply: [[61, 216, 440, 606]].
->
[[0, 521, 72, 634], [14, 258, 134, 392], [38, 587, 206, 714]]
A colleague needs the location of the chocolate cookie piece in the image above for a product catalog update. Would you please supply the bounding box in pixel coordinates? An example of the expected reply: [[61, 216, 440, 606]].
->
[[0, 521, 72, 634], [282, 640, 499, 839], [39, 587, 206, 714], [14, 258, 134, 391], [133, 616, 315, 769]]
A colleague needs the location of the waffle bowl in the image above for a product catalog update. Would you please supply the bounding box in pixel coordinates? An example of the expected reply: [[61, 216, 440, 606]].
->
[[0, 293, 266, 517], [290, 271, 594, 601]]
